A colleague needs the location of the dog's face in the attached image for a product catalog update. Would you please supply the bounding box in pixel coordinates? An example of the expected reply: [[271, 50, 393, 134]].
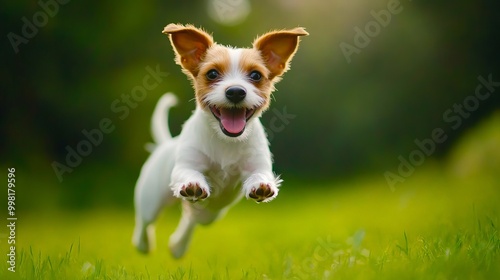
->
[[163, 24, 308, 139]]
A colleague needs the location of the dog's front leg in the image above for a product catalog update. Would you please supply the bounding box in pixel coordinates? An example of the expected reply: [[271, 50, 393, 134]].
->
[[171, 158, 210, 202], [241, 147, 282, 203], [243, 172, 282, 203], [171, 166, 210, 202]]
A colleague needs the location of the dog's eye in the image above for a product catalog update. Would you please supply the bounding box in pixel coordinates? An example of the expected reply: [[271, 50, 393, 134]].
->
[[249, 71, 262, 82], [206, 69, 219, 81]]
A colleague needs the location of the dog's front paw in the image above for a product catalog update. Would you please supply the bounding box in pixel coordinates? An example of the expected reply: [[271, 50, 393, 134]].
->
[[247, 183, 278, 203], [175, 182, 209, 202]]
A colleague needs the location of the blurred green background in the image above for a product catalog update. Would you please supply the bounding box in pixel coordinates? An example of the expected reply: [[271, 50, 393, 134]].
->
[[1, 0, 499, 210]]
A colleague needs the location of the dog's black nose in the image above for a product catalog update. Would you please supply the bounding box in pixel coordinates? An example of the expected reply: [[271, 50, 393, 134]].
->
[[225, 86, 246, 103]]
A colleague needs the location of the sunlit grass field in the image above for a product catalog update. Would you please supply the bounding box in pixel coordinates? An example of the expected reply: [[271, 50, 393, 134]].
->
[[2, 168, 499, 279]]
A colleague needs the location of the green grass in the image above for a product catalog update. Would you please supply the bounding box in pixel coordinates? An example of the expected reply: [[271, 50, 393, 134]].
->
[[2, 170, 499, 279]]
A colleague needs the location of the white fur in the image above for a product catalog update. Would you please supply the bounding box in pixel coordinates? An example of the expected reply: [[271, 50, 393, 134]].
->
[[201, 49, 266, 113], [132, 92, 280, 258], [132, 24, 307, 258], [152, 93, 177, 143]]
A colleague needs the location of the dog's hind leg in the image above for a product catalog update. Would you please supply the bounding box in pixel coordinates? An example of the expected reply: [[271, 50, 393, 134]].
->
[[132, 215, 156, 254], [133, 185, 174, 254], [132, 179, 166, 254], [168, 210, 197, 259], [132, 147, 176, 253], [168, 201, 224, 258], [133, 94, 178, 253]]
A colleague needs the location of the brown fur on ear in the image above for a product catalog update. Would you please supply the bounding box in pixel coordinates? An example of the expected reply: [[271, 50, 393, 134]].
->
[[253, 27, 308, 80], [162, 24, 214, 78]]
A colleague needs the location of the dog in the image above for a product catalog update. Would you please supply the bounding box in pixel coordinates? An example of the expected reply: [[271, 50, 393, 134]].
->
[[132, 23, 307, 258]]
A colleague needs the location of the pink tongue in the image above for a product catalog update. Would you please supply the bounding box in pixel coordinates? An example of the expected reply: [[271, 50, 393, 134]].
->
[[220, 108, 246, 134]]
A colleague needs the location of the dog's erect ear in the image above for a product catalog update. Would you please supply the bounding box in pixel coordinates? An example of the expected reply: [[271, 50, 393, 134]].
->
[[163, 24, 214, 77], [253, 27, 308, 80]]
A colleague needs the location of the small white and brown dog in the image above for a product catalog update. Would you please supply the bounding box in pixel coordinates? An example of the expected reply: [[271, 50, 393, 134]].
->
[[132, 23, 307, 258]]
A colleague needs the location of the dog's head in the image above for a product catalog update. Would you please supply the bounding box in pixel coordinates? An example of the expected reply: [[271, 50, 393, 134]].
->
[[163, 24, 308, 139]]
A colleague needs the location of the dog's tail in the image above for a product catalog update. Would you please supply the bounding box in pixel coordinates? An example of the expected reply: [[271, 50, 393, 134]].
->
[[145, 93, 178, 152]]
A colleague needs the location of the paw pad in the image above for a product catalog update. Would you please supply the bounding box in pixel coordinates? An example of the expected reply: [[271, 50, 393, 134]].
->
[[249, 183, 275, 202], [179, 183, 208, 202]]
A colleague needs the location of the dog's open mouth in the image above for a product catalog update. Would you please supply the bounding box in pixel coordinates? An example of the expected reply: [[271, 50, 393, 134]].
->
[[210, 106, 255, 137]]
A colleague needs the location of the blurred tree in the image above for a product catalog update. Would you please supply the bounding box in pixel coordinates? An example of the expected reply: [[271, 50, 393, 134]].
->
[[1, 0, 499, 208]]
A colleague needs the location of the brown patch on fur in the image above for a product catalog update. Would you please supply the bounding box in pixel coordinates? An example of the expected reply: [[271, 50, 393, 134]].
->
[[194, 45, 231, 108], [163, 25, 307, 112], [239, 49, 274, 112], [163, 24, 214, 79], [253, 27, 308, 80]]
